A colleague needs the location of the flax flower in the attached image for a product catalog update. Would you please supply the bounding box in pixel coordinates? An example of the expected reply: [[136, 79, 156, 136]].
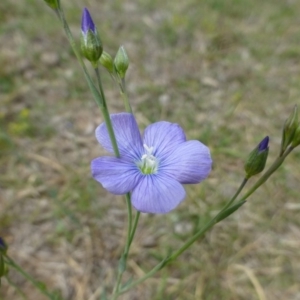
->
[[91, 113, 212, 214]]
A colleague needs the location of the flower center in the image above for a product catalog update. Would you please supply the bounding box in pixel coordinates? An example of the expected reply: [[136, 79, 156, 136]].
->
[[138, 144, 158, 174]]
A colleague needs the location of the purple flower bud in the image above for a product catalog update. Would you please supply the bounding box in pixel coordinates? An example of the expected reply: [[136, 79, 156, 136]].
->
[[258, 136, 269, 152], [0, 237, 7, 254], [244, 136, 269, 178], [81, 8, 96, 34], [80, 8, 103, 66]]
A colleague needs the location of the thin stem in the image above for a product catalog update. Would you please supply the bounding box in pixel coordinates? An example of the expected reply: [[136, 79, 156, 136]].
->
[[119, 78, 132, 113], [168, 177, 248, 262], [129, 211, 140, 246], [170, 147, 294, 265], [4, 255, 55, 300], [117, 259, 167, 295], [124, 193, 133, 256], [163, 148, 294, 264], [95, 68, 120, 157], [221, 178, 248, 212], [115, 219, 217, 296], [111, 196, 140, 299], [111, 272, 123, 299]]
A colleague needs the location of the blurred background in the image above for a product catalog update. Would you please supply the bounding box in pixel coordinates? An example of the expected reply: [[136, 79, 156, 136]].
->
[[1, 0, 300, 299]]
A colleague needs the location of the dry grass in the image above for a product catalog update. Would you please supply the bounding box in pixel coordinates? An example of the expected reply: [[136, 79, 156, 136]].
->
[[1, 0, 300, 299]]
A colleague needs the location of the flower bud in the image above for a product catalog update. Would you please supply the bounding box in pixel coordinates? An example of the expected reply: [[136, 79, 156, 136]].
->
[[99, 51, 114, 73], [291, 123, 300, 148], [0, 238, 7, 255], [281, 105, 298, 154], [244, 136, 269, 179], [114, 46, 129, 79], [81, 8, 103, 67], [43, 0, 60, 9]]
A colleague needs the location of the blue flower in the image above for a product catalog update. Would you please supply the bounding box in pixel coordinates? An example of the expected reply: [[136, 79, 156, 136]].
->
[[91, 113, 212, 214]]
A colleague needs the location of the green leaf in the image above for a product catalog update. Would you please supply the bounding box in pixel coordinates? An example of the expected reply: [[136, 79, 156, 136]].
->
[[215, 201, 246, 223]]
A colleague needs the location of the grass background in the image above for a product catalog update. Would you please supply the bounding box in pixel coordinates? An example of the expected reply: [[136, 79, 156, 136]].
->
[[1, 0, 300, 299]]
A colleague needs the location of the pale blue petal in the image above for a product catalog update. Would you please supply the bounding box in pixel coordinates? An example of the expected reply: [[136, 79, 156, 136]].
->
[[95, 113, 143, 159], [143, 121, 186, 158], [91, 156, 141, 194], [161, 140, 212, 184], [131, 175, 186, 214]]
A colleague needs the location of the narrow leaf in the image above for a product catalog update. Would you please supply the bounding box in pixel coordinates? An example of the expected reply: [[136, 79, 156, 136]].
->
[[215, 201, 246, 223]]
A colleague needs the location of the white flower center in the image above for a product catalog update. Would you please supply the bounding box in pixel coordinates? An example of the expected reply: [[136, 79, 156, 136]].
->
[[138, 144, 158, 174]]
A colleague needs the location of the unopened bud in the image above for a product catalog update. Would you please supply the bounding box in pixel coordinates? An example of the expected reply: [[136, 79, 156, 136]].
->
[[114, 46, 129, 79], [281, 105, 298, 154], [291, 123, 300, 148], [245, 136, 269, 179], [99, 51, 114, 73], [81, 8, 103, 67], [0, 238, 7, 255]]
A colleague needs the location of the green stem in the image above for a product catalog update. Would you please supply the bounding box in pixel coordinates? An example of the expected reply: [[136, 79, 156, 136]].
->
[[117, 220, 215, 296], [95, 68, 120, 157], [119, 78, 132, 113], [117, 259, 167, 296], [4, 255, 55, 300], [124, 193, 133, 256], [111, 271, 123, 299], [129, 211, 140, 246], [221, 178, 248, 212], [168, 177, 248, 263], [111, 198, 141, 300], [163, 147, 294, 266]]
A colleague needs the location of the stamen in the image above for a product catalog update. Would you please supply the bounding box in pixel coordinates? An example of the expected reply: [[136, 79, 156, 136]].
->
[[138, 144, 158, 174]]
